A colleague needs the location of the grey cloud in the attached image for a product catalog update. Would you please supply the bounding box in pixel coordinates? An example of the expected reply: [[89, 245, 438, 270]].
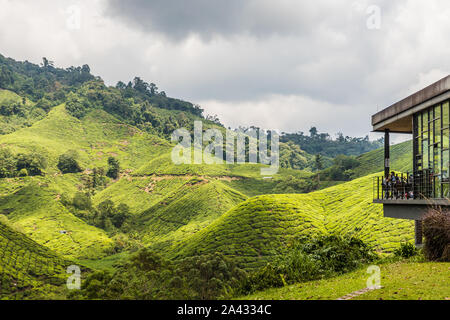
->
[[105, 0, 249, 40], [104, 0, 358, 40], [103, 0, 409, 106], [1, 0, 450, 137]]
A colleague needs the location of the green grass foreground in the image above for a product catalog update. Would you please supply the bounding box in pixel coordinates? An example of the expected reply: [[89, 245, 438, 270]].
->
[[241, 260, 450, 300]]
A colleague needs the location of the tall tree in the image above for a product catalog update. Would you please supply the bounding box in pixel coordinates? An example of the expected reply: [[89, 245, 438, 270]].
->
[[106, 157, 120, 180], [315, 154, 323, 183]]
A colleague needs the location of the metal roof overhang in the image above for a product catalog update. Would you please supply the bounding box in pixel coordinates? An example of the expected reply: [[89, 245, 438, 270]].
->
[[371, 75, 450, 134]]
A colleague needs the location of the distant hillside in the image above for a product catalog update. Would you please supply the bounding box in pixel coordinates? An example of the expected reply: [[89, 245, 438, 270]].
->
[[351, 140, 412, 178], [0, 218, 70, 299], [0, 54, 95, 101], [0, 89, 43, 135], [281, 127, 383, 158], [0, 53, 201, 119], [0, 92, 318, 262], [1, 52, 319, 172], [170, 173, 414, 269], [319, 140, 412, 183], [0, 53, 417, 298]]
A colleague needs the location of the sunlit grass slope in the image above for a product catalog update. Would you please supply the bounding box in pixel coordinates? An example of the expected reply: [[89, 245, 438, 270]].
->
[[0, 89, 27, 105], [170, 173, 414, 269], [243, 261, 450, 300], [92, 175, 189, 214], [352, 140, 412, 178], [0, 105, 174, 259], [0, 218, 70, 299], [92, 176, 248, 251], [0, 89, 42, 135], [0, 104, 172, 171], [138, 178, 248, 249], [134, 152, 315, 197], [0, 176, 113, 259]]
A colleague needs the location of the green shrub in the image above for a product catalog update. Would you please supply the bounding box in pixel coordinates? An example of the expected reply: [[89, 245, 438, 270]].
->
[[93, 200, 131, 230], [0, 148, 16, 178], [393, 242, 418, 259], [35, 97, 53, 112], [106, 157, 120, 180], [239, 264, 287, 294], [239, 235, 377, 295], [176, 253, 246, 299], [65, 92, 91, 119], [0, 149, 46, 177], [57, 151, 82, 174], [423, 209, 450, 262], [72, 192, 92, 210], [72, 249, 245, 300], [15, 152, 47, 176]]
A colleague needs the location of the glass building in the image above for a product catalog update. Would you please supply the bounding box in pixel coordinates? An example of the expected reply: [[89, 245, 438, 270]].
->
[[413, 100, 450, 198], [372, 75, 450, 245]]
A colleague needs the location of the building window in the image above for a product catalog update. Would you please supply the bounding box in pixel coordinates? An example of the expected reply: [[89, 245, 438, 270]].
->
[[414, 100, 450, 198]]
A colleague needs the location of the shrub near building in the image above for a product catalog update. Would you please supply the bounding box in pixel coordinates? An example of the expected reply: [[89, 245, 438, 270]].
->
[[423, 209, 450, 262]]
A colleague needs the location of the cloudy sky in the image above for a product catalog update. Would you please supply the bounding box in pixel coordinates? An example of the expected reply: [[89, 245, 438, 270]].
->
[[0, 0, 449, 140]]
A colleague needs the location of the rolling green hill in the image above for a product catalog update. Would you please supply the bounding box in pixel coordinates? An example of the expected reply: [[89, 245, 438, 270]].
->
[[0, 89, 44, 135], [0, 218, 70, 299], [0, 177, 114, 259], [0, 92, 317, 262], [170, 173, 414, 269], [137, 178, 247, 250], [0, 103, 172, 172], [0, 103, 174, 259], [352, 140, 412, 178], [0, 53, 428, 300]]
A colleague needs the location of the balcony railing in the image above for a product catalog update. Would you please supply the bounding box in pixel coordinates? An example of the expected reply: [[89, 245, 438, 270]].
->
[[373, 170, 434, 201]]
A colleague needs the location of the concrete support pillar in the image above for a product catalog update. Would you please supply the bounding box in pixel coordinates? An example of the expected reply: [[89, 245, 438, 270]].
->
[[384, 129, 390, 178], [415, 220, 423, 247]]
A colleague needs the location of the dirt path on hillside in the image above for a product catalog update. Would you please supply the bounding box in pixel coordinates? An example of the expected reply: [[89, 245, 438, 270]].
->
[[120, 173, 243, 182]]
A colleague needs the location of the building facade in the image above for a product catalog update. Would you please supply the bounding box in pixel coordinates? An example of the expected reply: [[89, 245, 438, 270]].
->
[[371, 75, 450, 245]]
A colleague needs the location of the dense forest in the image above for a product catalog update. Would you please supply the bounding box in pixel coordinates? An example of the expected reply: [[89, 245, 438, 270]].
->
[[281, 127, 383, 158], [0, 54, 210, 138], [0, 54, 386, 177], [1, 54, 383, 158], [0, 54, 202, 116]]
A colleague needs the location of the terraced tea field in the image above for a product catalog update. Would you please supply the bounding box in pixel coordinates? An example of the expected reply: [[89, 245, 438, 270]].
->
[[171, 173, 414, 269], [0, 220, 70, 299]]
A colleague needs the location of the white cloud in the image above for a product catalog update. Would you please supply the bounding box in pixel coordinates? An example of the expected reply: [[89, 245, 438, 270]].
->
[[199, 94, 369, 137], [0, 0, 449, 138]]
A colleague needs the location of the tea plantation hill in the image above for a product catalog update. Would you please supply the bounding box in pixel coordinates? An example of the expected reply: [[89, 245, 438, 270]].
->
[[351, 140, 412, 179], [170, 173, 414, 269], [0, 218, 71, 299], [0, 89, 42, 135], [0, 89, 318, 262], [0, 54, 415, 276], [0, 88, 415, 271]]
